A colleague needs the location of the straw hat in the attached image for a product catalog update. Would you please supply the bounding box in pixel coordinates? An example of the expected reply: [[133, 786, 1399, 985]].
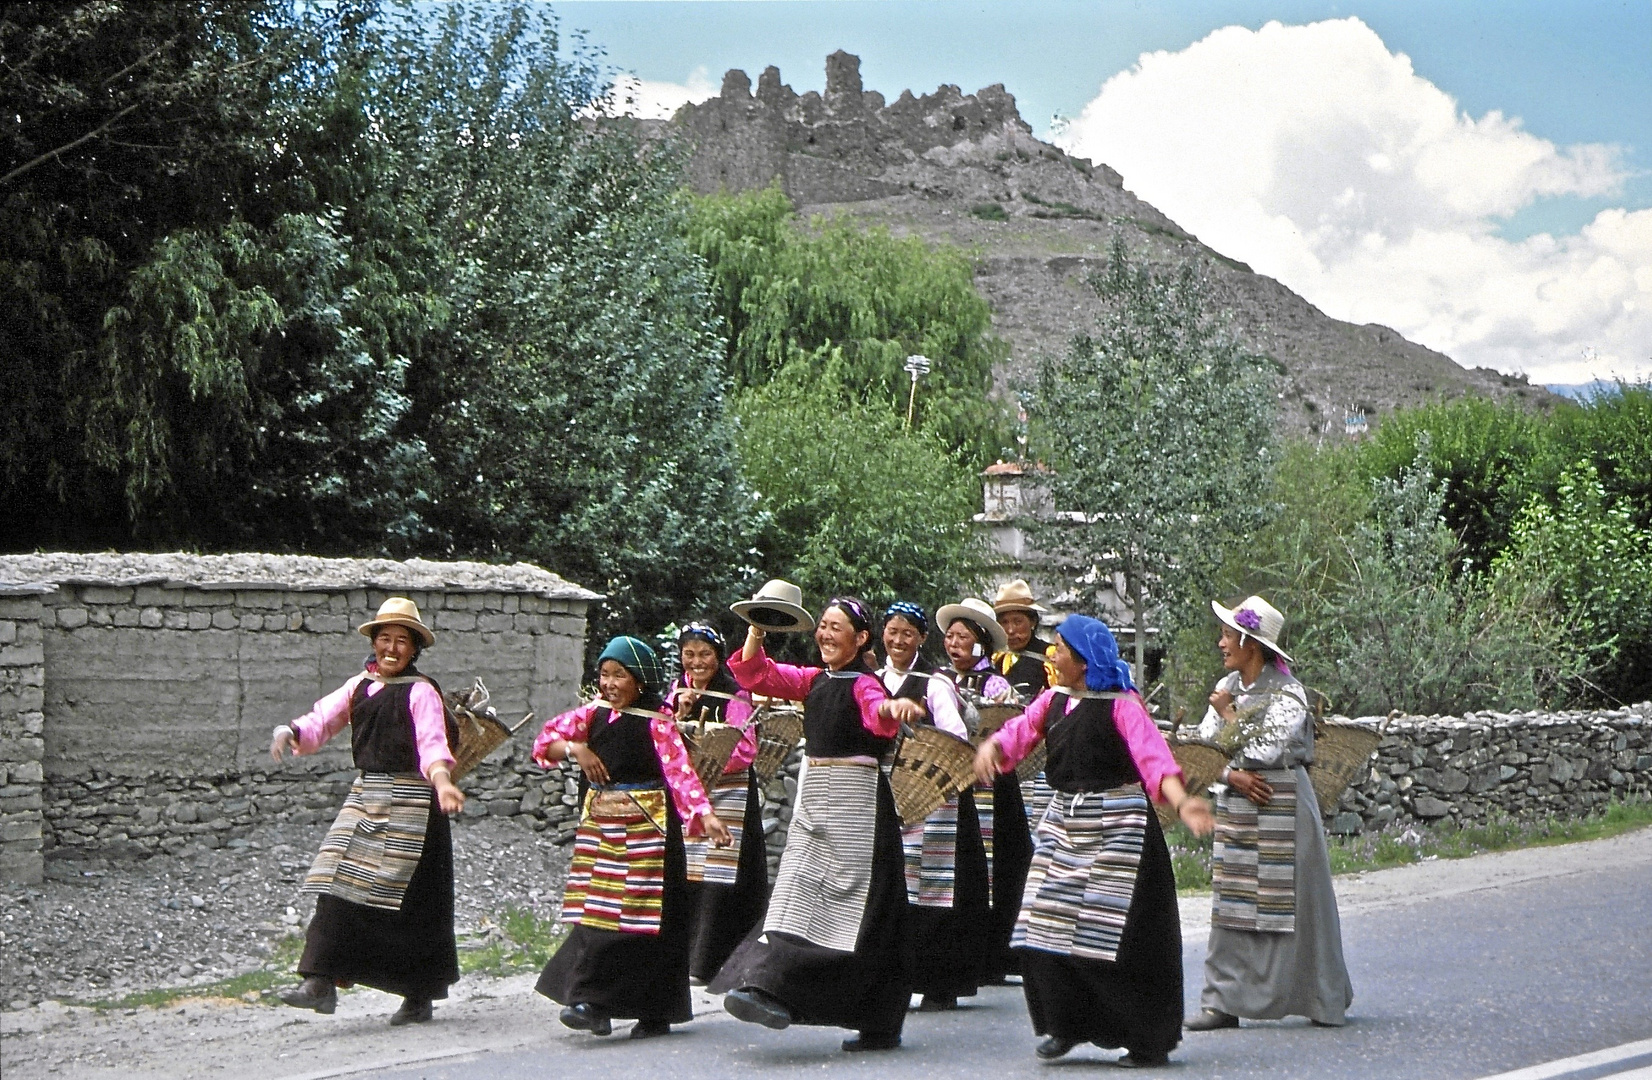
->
[[991, 578, 1047, 617], [936, 598, 1009, 654], [731, 579, 815, 633], [358, 597, 435, 648], [1211, 596, 1292, 663]]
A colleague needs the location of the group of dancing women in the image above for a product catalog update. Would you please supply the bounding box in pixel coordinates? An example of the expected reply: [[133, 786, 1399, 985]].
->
[[270, 581, 1352, 1066]]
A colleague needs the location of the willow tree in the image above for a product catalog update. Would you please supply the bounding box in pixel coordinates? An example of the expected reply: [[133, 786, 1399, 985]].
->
[[1023, 236, 1277, 682]]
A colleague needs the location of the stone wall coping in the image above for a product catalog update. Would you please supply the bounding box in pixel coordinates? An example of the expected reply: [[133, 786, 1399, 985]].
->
[[0, 553, 602, 601], [1334, 705, 1650, 729], [0, 583, 56, 596]]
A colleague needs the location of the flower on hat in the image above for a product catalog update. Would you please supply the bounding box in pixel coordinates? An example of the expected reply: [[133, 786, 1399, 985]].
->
[[1234, 608, 1262, 633]]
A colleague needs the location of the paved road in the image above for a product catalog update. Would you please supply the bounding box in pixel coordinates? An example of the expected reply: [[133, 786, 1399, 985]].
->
[[359, 832, 1652, 1080]]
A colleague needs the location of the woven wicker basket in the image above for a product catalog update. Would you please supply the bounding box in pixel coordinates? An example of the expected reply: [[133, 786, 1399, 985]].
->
[[889, 726, 979, 826], [1014, 741, 1047, 783], [973, 703, 1024, 742], [751, 706, 804, 784], [1154, 740, 1229, 830], [1308, 720, 1381, 813], [447, 679, 534, 782], [680, 722, 746, 791]]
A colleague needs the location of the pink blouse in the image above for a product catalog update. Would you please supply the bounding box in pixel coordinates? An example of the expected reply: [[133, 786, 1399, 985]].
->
[[531, 701, 715, 832], [727, 647, 896, 741], [664, 674, 759, 773], [989, 688, 1183, 804], [288, 670, 455, 781]]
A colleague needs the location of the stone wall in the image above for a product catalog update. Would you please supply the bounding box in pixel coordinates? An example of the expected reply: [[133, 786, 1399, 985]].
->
[[1324, 704, 1652, 834], [0, 553, 599, 874], [0, 587, 48, 883]]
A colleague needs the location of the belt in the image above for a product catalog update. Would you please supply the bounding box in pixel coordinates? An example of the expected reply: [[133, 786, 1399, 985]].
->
[[807, 756, 879, 768]]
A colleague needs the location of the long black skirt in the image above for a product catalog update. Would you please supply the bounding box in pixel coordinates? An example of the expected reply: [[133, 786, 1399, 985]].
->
[[710, 776, 912, 1036], [687, 772, 770, 983], [985, 772, 1032, 980], [535, 807, 694, 1024], [1018, 813, 1183, 1055], [907, 790, 992, 1000], [298, 804, 459, 1001]]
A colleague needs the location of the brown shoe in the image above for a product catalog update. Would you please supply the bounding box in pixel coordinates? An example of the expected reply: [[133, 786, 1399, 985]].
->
[[389, 998, 432, 1026], [1184, 1009, 1239, 1031], [279, 976, 337, 1015]]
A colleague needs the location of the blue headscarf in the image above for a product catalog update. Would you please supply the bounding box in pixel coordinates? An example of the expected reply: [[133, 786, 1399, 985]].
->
[[1055, 615, 1136, 693], [597, 636, 665, 700], [883, 601, 929, 638], [677, 622, 727, 659]]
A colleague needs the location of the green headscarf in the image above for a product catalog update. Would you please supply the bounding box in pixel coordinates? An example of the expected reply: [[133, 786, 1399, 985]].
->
[[597, 635, 665, 702]]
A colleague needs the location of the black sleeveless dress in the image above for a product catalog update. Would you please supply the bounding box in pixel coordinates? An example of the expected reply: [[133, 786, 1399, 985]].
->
[[1017, 695, 1183, 1056], [298, 669, 461, 1001], [710, 661, 912, 1038], [535, 705, 694, 1025]]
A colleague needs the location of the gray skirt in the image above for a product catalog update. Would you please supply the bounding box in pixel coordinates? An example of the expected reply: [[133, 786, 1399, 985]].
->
[[1200, 766, 1354, 1025]]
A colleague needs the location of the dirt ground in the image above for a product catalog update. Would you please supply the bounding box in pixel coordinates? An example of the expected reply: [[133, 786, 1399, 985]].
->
[[3, 826, 1649, 1079]]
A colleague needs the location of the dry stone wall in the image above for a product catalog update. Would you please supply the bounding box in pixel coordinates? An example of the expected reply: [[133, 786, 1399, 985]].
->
[[0, 587, 48, 883], [1324, 704, 1652, 834]]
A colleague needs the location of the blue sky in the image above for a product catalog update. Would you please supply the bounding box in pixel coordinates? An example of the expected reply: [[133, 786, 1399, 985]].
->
[[544, 1, 1652, 381]]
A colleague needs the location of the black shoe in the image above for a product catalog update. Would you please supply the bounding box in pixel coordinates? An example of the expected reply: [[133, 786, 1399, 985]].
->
[[1117, 1050, 1171, 1068], [389, 998, 432, 1026], [1036, 1036, 1079, 1060], [279, 977, 337, 1015], [915, 995, 958, 1012], [723, 987, 792, 1030], [1184, 1008, 1239, 1031], [1310, 1018, 1345, 1028], [560, 1002, 612, 1036], [630, 1019, 671, 1039], [842, 1032, 901, 1052]]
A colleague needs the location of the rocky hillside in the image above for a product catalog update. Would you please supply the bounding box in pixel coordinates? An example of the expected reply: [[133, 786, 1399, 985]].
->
[[666, 52, 1550, 437]]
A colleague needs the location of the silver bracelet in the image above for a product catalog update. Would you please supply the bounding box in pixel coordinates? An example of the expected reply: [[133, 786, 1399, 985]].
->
[[271, 724, 296, 743]]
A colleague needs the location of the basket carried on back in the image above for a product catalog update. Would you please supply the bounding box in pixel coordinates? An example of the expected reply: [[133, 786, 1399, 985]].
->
[[1155, 739, 1228, 830], [889, 726, 978, 826], [751, 705, 804, 784], [447, 679, 535, 782], [679, 722, 747, 791], [1307, 720, 1381, 814]]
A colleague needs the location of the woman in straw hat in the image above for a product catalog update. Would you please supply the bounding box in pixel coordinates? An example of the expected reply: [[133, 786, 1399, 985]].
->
[[532, 635, 733, 1039], [974, 615, 1213, 1066], [712, 593, 927, 1052], [878, 601, 991, 1012], [990, 579, 1057, 700], [1184, 597, 1353, 1032], [937, 596, 1033, 986], [665, 622, 769, 984], [269, 597, 464, 1026]]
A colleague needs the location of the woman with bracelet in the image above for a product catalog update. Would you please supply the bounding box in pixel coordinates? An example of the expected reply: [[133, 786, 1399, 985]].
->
[[532, 635, 732, 1039], [269, 598, 464, 1026], [711, 596, 926, 1053], [1185, 597, 1352, 1032], [973, 615, 1213, 1067], [666, 622, 768, 984]]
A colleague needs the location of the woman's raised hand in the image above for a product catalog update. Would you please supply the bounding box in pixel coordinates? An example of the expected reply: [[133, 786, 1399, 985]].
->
[[972, 739, 1003, 786], [269, 725, 296, 763]]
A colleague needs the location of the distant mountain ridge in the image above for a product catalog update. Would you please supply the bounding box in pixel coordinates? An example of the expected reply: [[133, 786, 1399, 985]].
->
[[663, 51, 1552, 437]]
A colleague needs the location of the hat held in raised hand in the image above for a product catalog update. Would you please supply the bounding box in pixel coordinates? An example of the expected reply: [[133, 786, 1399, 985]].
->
[[732, 579, 815, 633], [1211, 596, 1291, 663], [357, 597, 436, 647]]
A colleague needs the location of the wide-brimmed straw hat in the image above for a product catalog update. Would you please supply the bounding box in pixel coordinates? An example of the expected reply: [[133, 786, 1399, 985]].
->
[[358, 597, 436, 648], [1211, 596, 1292, 663], [936, 598, 1009, 654], [731, 579, 815, 633], [991, 578, 1048, 617]]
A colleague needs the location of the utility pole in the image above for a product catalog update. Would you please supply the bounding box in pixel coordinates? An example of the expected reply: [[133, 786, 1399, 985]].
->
[[904, 354, 932, 428]]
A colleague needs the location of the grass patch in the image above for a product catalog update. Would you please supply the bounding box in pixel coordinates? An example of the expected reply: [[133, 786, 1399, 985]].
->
[[1023, 193, 1102, 221], [457, 905, 567, 978], [1167, 795, 1652, 894], [74, 935, 307, 1011], [968, 202, 1008, 222]]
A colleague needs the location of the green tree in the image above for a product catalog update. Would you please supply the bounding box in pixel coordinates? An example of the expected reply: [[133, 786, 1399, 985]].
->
[[684, 186, 1011, 467], [1022, 236, 1277, 680]]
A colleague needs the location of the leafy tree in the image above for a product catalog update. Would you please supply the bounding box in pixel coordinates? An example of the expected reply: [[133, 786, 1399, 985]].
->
[[684, 186, 1011, 467], [1022, 236, 1277, 680], [735, 362, 988, 619]]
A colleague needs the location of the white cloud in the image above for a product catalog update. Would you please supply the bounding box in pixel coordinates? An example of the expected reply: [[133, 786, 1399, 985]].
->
[[598, 68, 717, 121], [1055, 17, 1652, 383]]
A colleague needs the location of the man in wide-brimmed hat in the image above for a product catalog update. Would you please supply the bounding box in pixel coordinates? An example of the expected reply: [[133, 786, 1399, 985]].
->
[[990, 580, 1057, 701], [1185, 596, 1352, 1033], [269, 597, 465, 1026]]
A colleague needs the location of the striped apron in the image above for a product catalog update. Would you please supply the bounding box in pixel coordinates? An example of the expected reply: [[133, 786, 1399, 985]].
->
[[902, 796, 960, 907], [302, 772, 431, 911], [974, 782, 995, 893], [684, 770, 751, 886], [1013, 783, 1149, 963], [1211, 768, 1298, 933], [561, 785, 671, 934], [763, 760, 878, 953]]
